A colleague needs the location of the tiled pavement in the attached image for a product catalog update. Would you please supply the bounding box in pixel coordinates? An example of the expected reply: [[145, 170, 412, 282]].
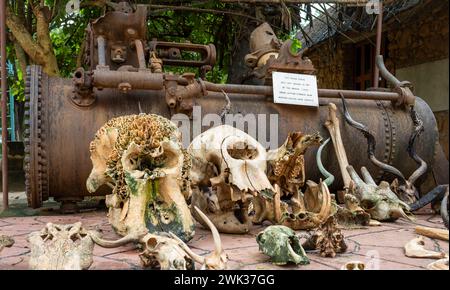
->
[[0, 209, 448, 270]]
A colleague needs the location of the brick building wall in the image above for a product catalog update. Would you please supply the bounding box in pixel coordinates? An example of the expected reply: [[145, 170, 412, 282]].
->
[[303, 5, 449, 159]]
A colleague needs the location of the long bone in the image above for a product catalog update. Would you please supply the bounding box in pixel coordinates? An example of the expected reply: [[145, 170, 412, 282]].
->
[[317, 138, 335, 187], [324, 102, 351, 190], [170, 206, 227, 270]]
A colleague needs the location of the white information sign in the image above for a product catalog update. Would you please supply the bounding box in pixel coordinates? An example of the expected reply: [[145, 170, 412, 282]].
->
[[272, 72, 319, 107]]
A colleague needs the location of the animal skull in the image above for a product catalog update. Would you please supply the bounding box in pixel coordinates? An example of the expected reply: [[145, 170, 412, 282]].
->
[[280, 180, 332, 230], [0, 235, 14, 254], [86, 114, 194, 242], [28, 222, 94, 270], [170, 206, 228, 270], [89, 230, 195, 270], [347, 166, 414, 222], [302, 215, 347, 258], [189, 125, 274, 234], [341, 261, 366, 270], [138, 234, 195, 270], [267, 131, 322, 196], [256, 225, 310, 265], [334, 193, 371, 227]]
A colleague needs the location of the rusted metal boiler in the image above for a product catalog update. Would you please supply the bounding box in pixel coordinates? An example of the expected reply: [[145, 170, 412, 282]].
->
[[23, 3, 447, 210]]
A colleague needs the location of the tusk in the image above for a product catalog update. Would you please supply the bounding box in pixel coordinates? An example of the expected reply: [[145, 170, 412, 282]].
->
[[194, 206, 223, 256], [88, 231, 140, 248], [168, 232, 205, 264], [316, 138, 335, 187], [317, 180, 332, 223]]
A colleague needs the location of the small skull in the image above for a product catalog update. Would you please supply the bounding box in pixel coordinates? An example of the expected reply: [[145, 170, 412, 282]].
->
[[139, 234, 195, 270], [256, 225, 310, 265], [341, 261, 366, 270]]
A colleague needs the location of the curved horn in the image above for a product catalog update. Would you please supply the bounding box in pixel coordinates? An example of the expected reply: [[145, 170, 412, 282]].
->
[[168, 232, 205, 265], [441, 189, 449, 229], [407, 107, 428, 184], [340, 93, 406, 181], [360, 167, 377, 186], [89, 231, 140, 248], [194, 206, 223, 257], [316, 138, 335, 187], [409, 184, 449, 211]]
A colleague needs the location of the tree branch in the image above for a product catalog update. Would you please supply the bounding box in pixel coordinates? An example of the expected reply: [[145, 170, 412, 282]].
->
[[5, 6, 44, 64]]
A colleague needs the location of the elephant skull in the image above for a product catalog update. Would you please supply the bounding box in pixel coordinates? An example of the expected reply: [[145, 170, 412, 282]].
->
[[86, 114, 194, 242]]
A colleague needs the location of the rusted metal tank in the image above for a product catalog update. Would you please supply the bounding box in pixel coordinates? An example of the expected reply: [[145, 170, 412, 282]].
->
[[22, 3, 447, 210], [24, 64, 442, 209]]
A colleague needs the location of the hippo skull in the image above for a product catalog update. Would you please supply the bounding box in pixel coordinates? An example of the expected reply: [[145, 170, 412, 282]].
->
[[189, 125, 274, 234]]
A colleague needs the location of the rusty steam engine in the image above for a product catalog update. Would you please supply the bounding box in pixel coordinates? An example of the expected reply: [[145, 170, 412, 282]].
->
[[23, 3, 448, 211]]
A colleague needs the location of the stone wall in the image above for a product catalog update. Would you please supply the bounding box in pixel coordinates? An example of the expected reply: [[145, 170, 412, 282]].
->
[[305, 42, 346, 89], [303, 2, 449, 160], [387, 3, 449, 70]]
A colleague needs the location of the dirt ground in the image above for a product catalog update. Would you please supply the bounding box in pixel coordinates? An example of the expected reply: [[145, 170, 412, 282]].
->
[[0, 189, 448, 270]]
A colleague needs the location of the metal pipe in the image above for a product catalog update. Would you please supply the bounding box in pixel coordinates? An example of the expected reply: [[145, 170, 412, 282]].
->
[[135, 39, 146, 69], [92, 70, 165, 90], [373, 0, 383, 88], [376, 55, 401, 87], [1, 0, 9, 210], [97, 36, 106, 67], [205, 81, 401, 102]]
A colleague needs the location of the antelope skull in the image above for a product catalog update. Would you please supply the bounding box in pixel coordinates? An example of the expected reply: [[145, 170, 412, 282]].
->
[[189, 125, 274, 234], [86, 114, 194, 242], [347, 166, 413, 222], [170, 206, 228, 270]]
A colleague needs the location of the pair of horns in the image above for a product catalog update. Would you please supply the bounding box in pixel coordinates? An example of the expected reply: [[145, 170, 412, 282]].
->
[[340, 93, 427, 187]]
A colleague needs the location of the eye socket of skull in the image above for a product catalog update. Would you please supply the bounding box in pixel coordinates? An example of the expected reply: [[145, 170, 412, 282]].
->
[[346, 263, 356, 270], [358, 263, 365, 270], [360, 199, 377, 211], [227, 141, 258, 160], [297, 212, 307, 220], [334, 233, 343, 241], [146, 237, 158, 249], [222, 136, 264, 161]]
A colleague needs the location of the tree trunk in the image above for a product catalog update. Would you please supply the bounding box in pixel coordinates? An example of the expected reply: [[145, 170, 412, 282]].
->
[[6, 5, 59, 76]]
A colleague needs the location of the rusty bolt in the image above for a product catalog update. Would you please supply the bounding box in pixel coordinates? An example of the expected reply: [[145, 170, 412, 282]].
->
[[118, 82, 132, 93]]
